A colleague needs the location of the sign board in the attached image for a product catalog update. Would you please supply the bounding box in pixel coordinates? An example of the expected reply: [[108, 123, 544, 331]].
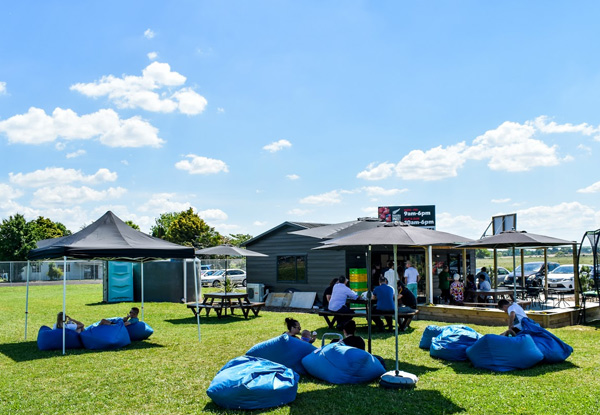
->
[[378, 205, 436, 229], [492, 214, 517, 235]]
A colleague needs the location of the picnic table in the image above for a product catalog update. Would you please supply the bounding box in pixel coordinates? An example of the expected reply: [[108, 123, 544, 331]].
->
[[186, 292, 265, 319], [318, 297, 418, 330], [465, 288, 519, 303]]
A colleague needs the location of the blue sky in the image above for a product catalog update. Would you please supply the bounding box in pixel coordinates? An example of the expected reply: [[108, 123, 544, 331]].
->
[[1, 1, 600, 242]]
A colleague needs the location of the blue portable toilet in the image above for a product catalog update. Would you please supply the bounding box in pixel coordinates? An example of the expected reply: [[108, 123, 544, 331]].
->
[[104, 261, 134, 303]]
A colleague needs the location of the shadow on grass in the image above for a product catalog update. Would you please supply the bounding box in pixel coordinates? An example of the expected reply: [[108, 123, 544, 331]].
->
[[437, 358, 579, 377], [200, 385, 464, 414], [0, 340, 163, 362], [165, 315, 261, 325]]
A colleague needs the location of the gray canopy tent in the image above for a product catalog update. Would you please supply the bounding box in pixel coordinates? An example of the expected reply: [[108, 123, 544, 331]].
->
[[27, 211, 197, 354]]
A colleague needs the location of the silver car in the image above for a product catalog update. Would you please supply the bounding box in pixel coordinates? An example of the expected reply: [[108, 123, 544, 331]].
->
[[201, 269, 247, 287]]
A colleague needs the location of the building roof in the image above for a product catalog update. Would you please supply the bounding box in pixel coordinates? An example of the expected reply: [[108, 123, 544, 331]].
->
[[242, 221, 329, 247]]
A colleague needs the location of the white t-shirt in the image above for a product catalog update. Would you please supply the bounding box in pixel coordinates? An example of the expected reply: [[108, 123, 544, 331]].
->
[[53, 322, 78, 331], [384, 269, 398, 290], [404, 267, 419, 284], [508, 303, 528, 330]]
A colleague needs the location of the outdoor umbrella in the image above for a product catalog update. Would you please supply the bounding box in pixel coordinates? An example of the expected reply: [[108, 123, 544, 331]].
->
[[317, 222, 472, 385], [289, 218, 381, 240], [195, 245, 267, 290], [458, 230, 576, 304]]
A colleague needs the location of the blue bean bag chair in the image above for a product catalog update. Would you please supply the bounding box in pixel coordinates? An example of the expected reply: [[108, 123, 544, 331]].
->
[[301, 342, 386, 384], [430, 325, 482, 361], [246, 334, 316, 375], [37, 326, 83, 351], [419, 325, 443, 349], [80, 319, 131, 350], [466, 334, 544, 372], [207, 355, 299, 410], [517, 318, 573, 363], [126, 321, 154, 341]]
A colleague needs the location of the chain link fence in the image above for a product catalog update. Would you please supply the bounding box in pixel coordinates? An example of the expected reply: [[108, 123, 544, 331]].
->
[[0, 260, 105, 283]]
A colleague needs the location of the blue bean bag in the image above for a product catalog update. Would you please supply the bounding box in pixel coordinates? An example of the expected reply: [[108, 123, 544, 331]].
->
[[301, 342, 386, 384], [37, 326, 83, 351], [126, 321, 154, 341], [419, 325, 443, 349], [430, 325, 482, 361], [517, 318, 573, 363], [207, 355, 299, 410], [246, 334, 316, 375], [466, 334, 544, 372], [80, 319, 131, 350]]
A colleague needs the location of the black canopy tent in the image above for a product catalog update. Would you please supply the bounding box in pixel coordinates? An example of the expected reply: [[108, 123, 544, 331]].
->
[[26, 211, 197, 354]]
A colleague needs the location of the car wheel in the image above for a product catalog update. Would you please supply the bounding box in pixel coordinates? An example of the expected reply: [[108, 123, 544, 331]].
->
[[242, 279, 247, 287], [212, 280, 221, 288]]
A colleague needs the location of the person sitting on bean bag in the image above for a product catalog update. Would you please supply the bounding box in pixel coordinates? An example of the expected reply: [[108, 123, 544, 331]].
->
[[100, 307, 140, 326], [53, 311, 85, 333]]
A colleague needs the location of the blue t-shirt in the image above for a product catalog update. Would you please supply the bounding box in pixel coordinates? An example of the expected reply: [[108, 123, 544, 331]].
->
[[373, 284, 395, 311]]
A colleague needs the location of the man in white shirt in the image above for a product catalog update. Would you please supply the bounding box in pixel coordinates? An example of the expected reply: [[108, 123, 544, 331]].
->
[[327, 276, 359, 329], [404, 261, 420, 298], [498, 299, 528, 336], [383, 260, 397, 291]]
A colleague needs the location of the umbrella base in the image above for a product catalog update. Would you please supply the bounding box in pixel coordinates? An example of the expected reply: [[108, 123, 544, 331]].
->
[[379, 370, 418, 389]]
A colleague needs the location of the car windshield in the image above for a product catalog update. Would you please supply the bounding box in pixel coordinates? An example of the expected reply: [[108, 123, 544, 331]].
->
[[551, 265, 574, 274], [514, 263, 542, 273]]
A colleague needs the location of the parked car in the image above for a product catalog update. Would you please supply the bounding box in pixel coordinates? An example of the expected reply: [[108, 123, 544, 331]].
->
[[547, 264, 594, 291], [476, 267, 511, 285], [201, 269, 247, 287], [503, 262, 560, 287]]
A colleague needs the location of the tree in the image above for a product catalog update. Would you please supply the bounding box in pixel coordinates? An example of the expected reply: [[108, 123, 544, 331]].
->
[[475, 249, 491, 259], [125, 220, 140, 230], [151, 212, 180, 239], [0, 214, 37, 261], [47, 262, 63, 281], [155, 208, 222, 248], [223, 233, 253, 247], [29, 216, 71, 240]]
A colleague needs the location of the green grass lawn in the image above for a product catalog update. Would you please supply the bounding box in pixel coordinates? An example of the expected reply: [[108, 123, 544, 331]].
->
[[1, 283, 599, 414]]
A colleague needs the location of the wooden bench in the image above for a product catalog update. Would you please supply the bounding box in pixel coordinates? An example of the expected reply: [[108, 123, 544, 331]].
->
[[317, 309, 419, 331], [186, 302, 265, 319], [461, 300, 532, 309]]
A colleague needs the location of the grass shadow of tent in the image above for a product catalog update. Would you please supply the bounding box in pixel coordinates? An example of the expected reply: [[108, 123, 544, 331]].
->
[[0, 340, 164, 363]]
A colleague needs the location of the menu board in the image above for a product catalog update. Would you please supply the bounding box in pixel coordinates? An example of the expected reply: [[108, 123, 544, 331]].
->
[[378, 205, 436, 229]]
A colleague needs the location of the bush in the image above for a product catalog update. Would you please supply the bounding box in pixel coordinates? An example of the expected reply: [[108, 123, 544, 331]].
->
[[47, 263, 63, 281]]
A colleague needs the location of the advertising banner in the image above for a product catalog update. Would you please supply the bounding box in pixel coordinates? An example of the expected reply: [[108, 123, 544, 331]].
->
[[378, 205, 436, 229]]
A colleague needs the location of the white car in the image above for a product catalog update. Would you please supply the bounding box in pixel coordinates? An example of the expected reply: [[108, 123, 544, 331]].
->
[[547, 264, 593, 291], [201, 269, 247, 287]]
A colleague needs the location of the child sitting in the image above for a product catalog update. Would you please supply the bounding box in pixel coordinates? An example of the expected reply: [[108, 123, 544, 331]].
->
[[301, 329, 317, 344]]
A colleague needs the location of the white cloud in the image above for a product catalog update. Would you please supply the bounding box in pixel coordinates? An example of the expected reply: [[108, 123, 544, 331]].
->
[[31, 185, 127, 206], [356, 162, 396, 181], [491, 198, 511, 203], [175, 154, 229, 174], [138, 193, 194, 213], [0, 107, 164, 147], [0, 81, 6, 94], [300, 190, 342, 205], [577, 181, 600, 194], [362, 186, 408, 197], [253, 220, 267, 226], [288, 208, 312, 216], [578, 144, 592, 154], [0, 183, 23, 200], [263, 139, 291, 153], [66, 149, 86, 159], [436, 212, 489, 240], [198, 209, 228, 221], [144, 29, 155, 39], [217, 107, 225, 113], [121, 160, 129, 165], [516, 202, 597, 241], [357, 116, 598, 181], [286, 174, 300, 180], [10, 167, 117, 187], [70, 62, 207, 115], [214, 223, 241, 233], [147, 51, 158, 60]]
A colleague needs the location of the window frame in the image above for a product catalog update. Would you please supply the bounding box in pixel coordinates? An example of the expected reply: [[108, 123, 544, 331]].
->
[[276, 255, 307, 284]]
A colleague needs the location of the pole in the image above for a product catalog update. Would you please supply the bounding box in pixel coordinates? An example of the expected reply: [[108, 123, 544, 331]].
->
[[520, 249, 525, 299], [141, 260, 145, 321], [62, 256, 67, 355], [493, 249, 498, 289], [512, 247, 517, 303], [393, 244, 399, 374], [366, 245, 372, 354], [193, 257, 201, 342], [183, 259, 187, 303], [25, 260, 30, 340], [544, 248, 548, 303], [573, 243, 580, 308], [428, 246, 433, 304]]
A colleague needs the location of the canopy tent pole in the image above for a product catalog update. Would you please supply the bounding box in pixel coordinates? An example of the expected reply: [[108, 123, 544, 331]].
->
[[544, 248, 548, 302], [428, 246, 433, 304], [512, 247, 517, 303], [573, 243, 580, 307], [493, 249, 498, 289], [462, 248, 467, 282], [183, 259, 187, 303], [193, 257, 201, 342], [366, 245, 372, 354], [24, 260, 30, 340], [141, 260, 145, 321], [520, 249, 525, 297], [393, 244, 399, 373], [62, 256, 67, 355]]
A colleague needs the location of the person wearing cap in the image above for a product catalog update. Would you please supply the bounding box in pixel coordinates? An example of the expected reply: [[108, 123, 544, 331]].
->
[[449, 274, 464, 305]]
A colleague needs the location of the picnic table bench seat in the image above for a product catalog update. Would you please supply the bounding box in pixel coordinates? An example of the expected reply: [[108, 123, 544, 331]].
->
[[317, 309, 418, 331], [460, 300, 532, 309]]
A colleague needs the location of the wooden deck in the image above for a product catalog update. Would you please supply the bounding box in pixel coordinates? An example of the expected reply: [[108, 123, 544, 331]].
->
[[415, 303, 600, 328]]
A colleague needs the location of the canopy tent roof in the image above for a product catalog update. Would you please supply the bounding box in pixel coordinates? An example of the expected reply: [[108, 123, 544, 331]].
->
[[289, 217, 381, 240], [28, 211, 195, 261], [316, 222, 473, 249], [458, 230, 575, 249], [195, 245, 267, 257]]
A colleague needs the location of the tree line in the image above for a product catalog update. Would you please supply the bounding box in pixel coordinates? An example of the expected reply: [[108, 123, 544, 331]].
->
[[0, 208, 252, 261]]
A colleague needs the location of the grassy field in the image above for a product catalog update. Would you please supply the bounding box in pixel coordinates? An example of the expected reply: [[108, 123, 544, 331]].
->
[[476, 254, 594, 272], [1, 284, 599, 415]]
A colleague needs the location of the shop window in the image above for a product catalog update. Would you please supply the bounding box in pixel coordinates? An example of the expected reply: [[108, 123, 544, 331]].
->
[[277, 256, 306, 283], [31, 263, 41, 273]]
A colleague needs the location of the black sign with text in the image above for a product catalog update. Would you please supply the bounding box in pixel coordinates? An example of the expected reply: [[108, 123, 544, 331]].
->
[[378, 205, 436, 229]]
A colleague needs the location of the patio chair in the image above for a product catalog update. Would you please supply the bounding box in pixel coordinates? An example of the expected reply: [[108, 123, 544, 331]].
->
[[526, 287, 542, 309]]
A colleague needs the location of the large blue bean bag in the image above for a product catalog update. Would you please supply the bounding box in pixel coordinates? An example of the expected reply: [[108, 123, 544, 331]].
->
[[419, 325, 443, 349], [246, 334, 316, 375], [37, 326, 83, 351], [126, 321, 154, 341], [301, 342, 386, 384], [466, 334, 544, 372], [517, 318, 573, 363], [80, 319, 131, 350], [207, 355, 299, 410], [430, 325, 482, 361]]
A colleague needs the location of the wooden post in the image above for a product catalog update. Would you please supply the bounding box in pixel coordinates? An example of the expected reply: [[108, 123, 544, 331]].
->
[[493, 249, 498, 289], [520, 249, 525, 298], [573, 243, 580, 307]]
